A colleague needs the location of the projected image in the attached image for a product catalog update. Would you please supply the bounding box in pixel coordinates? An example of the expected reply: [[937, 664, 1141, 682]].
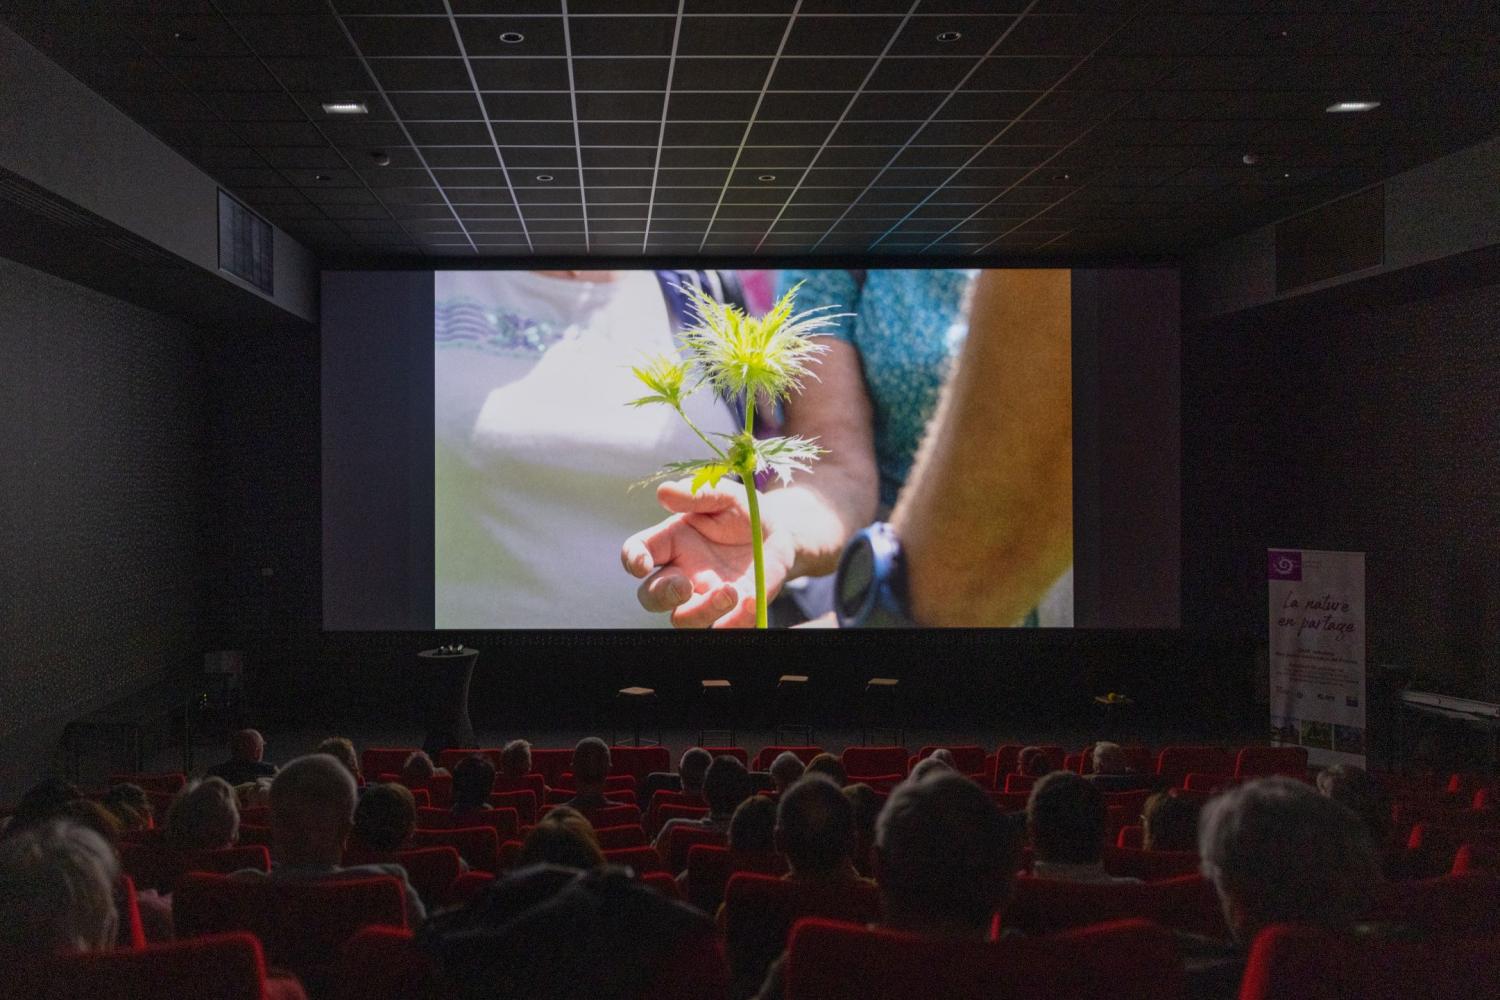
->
[[433, 269, 1072, 629]]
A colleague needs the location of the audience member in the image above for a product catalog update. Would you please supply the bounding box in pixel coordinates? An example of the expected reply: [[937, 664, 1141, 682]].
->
[[1315, 763, 1390, 847], [562, 738, 613, 813], [1027, 771, 1135, 883], [516, 807, 605, 871], [399, 750, 448, 788], [352, 783, 417, 854], [1142, 788, 1203, 853], [1017, 746, 1056, 778], [680, 747, 713, 797], [100, 783, 153, 832], [908, 756, 953, 783], [842, 783, 882, 876], [729, 796, 777, 855], [167, 777, 240, 851], [804, 753, 846, 787], [498, 739, 532, 779], [929, 749, 957, 768], [315, 737, 362, 784], [768, 751, 805, 794], [236, 778, 273, 811], [2, 778, 82, 837], [655, 755, 753, 851], [0, 820, 119, 961], [233, 753, 425, 923], [206, 729, 277, 786], [776, 775, 870, 887], [1087, 742, 1156, 792], [451, 754, 497, 817], [754, 772, 1021, 1000]]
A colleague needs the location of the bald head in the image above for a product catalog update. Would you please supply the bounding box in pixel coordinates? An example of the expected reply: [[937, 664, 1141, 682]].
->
[[270, 753, 357, 865], [230, 729, 265, 763]]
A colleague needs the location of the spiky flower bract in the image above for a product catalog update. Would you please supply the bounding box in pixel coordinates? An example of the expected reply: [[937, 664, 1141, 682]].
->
[[628, 354, 692, 410]]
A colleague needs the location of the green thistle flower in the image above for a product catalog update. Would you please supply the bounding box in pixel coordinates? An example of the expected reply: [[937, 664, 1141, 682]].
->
[[628, 354, 692, 411]]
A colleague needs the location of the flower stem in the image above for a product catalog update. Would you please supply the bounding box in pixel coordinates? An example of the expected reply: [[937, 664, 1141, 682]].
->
[[743, 392, 768, 628], [677, 407, 729, 462]]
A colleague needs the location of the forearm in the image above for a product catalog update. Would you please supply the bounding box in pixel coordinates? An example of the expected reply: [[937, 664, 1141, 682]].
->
[[891, 269, 1074, 627], [764, 458, 879, 580]]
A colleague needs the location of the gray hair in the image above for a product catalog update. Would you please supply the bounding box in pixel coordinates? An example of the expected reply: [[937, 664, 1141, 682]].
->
[[0, 820, 119, 956], [1198, 776, 1380, 943], [270, 753, 358, 861], [167, 777, 240, 850], [679, 748, 713, 793], [909, 757, 954, 783], [499, 739, 533, 777], [572, 738, 612, 785], [769, 751, 806, 790], [1091, 742, 1127, 775]]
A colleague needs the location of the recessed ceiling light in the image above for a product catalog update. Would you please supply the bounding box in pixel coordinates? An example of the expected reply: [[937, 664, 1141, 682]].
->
[[1052, 172, 1072, 182], [172, 30, 196, 43], [757, 174, 776, 182], [321, 101, 368, 115], [536, 174, 553, 182], [314, 173, 332, 182], [1241, 153, 1260, 166], [1326, 100, 1380, 113], [936, 30, 962, 43], [500, 31, 525, 44]]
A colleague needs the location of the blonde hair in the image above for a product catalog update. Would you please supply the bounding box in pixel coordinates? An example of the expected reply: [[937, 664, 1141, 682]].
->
[[168, 777, 240, 850], [0, 821, 119, 957]]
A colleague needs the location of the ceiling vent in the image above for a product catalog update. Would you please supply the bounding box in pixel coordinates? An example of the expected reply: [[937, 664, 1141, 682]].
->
[[218, 189, 274, 295], [1275, 185, 1385, 294]]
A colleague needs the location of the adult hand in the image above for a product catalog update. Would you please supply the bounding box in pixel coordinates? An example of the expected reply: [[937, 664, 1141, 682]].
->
[[621, 479, 797, 628]]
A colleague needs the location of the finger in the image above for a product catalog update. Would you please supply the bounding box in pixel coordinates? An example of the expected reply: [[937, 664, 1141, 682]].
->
[[637, 568, 693, 614], [710, 593, 759, 629], [621, 515, 683, 578], [657, 478, 744, 516], [670, 584, 739, 629]]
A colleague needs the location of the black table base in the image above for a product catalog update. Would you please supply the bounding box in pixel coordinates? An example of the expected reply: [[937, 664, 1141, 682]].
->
[[417, 648, 478, 756]]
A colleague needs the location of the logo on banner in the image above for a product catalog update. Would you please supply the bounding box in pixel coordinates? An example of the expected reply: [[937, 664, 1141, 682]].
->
[[1268, 551, 1302, 581]]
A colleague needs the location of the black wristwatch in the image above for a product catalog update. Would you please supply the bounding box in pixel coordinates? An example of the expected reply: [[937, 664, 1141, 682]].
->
[[834, 522, 915, 628]]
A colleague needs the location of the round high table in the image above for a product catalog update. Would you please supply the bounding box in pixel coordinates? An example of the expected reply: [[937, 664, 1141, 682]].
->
[[417, 647, 478, 755]]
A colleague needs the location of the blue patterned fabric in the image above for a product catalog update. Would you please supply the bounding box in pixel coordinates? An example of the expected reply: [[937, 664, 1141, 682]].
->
[[777, 268, 977, 507]]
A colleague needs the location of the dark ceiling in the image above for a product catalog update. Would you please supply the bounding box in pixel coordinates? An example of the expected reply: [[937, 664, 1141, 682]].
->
[[4, 1, 1497, 262]]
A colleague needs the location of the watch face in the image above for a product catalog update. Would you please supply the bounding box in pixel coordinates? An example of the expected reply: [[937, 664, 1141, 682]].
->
[[837, 538, 875, 619]]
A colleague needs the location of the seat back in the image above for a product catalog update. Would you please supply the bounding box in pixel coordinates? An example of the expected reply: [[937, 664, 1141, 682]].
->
[[334, 926, 431, 1000], [610, 745, 672, 784], [658, 803, 711, 830], [118, 874, 146, 949], [1003, 774, 1036, 794], [34, 932, 273, 1000], [668, 824, 728, 873], [1234, 745, 1309, 780], [492, 772, 547, 799], [435, 747, 500, 771], [174, 872, 406, 991], [361, 748, 420, 779], [1116, 825, 1145, 850], [1240, 923, 1500, 1000], [1405, 822, 1500, 878], [602, 845, 668, 875], [415, 805, 519, 841], [389, 847, 462, 908], [1003, 873, 1227, 939], [1155, 747, 1233, 786], [700, 746, 749, 765], [543, 787, 638, 807], [723, 872, 883, 997], [406, 826, 500, 872], [528, 748, 575, 785], [488, 789, 538, 825], [640, 871, 682, 899], [648, 789, 707, 833], [751, 746, 825, 771], [783, 917, 1186, 1000], [1452, 842, 1500, 875], [1101, 846, 1201, 881], [841, 746, 910, 780], [120, 844, 271, 894], [684, 845, 787, 913]]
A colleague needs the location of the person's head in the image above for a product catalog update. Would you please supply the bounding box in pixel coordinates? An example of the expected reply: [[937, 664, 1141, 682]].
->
[[167, 777, 240, 850], [728, 795, 777, 854], [400, 751, 437, 785], [452, 754, 497, 811], [843, 784, 882, 875], [518, 808, 604, 871], [6, 778, 82, 835], [1199, 777, 1380, 945], [679, 748, 712, 796], [230, 729, 266, 764], [704, 755, 753, 819], [769, 751, 806, 793], [353, 783, 417, 853], [1017, 746, 1055, 778], [1141, 789, 1203, 853], [316, 737, 361, 783], [776, 775, 856, 878], [237, 778, 273, 811], [804, 753, 846, 787], [1316, 764, 1389, 845], [0, 821, 119, 959], [930, 749, 957, 768], [100, 784, 153, 832], [571, 738, 612, 791], [1027, 771, 1106, 865], [909, 757, 953, 783], [875, 772, 1020, 934], [269, 753, 358, 866], [1091, 742, 1129, 776], [499, 740, 533, 778]]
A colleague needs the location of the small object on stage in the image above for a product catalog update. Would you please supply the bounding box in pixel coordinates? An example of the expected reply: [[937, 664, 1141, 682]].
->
[[418, 646, 478, 756]]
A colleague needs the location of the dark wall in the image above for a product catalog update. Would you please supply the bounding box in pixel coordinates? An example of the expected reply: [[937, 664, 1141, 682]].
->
[[0, 256, 206, 767], [1183, 265, 1500, 700]]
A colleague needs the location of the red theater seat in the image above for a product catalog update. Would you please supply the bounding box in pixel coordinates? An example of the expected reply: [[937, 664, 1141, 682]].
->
[[842, 746, 909, 781], [609, 745, 671, 784], [603, 845, 668, 875], [1102, 845, 1201, 881], [435, 747, 500, 771], [648, 789, 706, 833], [1155, 746, 1233, 787], [684, 845, 788, 914], [492, 772, 546, 799], [552, 773, 638, 794], [29, 932, 297, 1000], [1003, 873, 1227, 939], [1116, 824, 1145, 849], [334, 926, 432, 1000], [528, 749, 575, 785], [1404, 823, 1500, 879], [668, 824, 727, 873], [641, 871, 682, 899], [447, 870, 495, 905], [361, 748, 419, 779], [120, 843, 271, 893], [701, 746, 749, 765], [654, 803, 709, 828], [783, 917, 1186, 1000], [343, 846, 462, 909], [751, 746, 824, 771], [108, 771, 187, 794], [1239, 923, 1500, 1000], [543, 787, 637, 807], [1003, 773, 1036, 794], [415, 805, 519, 841], [173, 872, 406, 993], [1452, 842, 1500, 875], [723, 873, 883, 998], [912, 745, 989, 778], [1234, 745, 1309, 780], [488, 789, 538, 825], [117, 874, 146, 949], [407, 826, 500, 873]]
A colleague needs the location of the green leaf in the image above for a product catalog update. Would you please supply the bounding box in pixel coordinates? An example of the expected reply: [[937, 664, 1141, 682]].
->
[[751, 434, 825, 488], [690, 462, 734, 494]]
